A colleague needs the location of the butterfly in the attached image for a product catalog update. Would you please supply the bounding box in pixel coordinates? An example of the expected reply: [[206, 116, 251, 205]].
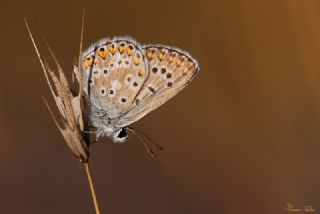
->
[[73, 37, 200, 145]]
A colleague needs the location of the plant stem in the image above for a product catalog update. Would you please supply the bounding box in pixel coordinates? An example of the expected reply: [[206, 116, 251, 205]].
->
[[84, 161, 101, 214]]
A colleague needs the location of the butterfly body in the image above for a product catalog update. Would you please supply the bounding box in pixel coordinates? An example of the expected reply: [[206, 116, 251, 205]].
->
[[87, 102, 128, 142], [75, 37, 199, 143]]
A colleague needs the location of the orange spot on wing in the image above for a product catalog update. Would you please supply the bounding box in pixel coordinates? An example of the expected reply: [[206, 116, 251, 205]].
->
[[84, 57, 93, 68], [133, 58, 141, 65], [158, 53, 165, 61], [147, 51, 155, 59], [98, 50, 107, 59], [108, 45, 116, 55], [127, 49, 134, 56], [169, 53, 177, 63], [118, 46, 127, 54], [127, 45, 134, 56], [138, 68, 145, 76]]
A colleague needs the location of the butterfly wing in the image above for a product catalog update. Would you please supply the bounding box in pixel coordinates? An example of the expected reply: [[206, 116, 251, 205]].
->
[[116, 45, 199, 128], [81, 38, 149, 119]]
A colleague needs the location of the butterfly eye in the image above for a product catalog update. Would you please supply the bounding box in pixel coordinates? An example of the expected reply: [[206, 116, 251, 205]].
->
[[117, 128, 128, 139]]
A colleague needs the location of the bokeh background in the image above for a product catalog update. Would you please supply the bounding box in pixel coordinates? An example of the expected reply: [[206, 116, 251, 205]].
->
[[1, 0, 320, 213]]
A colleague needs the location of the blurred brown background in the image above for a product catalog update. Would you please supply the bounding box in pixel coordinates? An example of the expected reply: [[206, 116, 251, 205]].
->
[[1, 0, 320, 213]]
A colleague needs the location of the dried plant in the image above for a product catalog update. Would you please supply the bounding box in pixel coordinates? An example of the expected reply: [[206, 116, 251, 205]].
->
[[24, 8, 199, 213], [24, 13, 101, 214]]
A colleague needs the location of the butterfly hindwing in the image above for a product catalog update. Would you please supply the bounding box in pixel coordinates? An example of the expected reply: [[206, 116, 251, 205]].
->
[[116, 45, 199, 127], [82, 38, 149, 119]]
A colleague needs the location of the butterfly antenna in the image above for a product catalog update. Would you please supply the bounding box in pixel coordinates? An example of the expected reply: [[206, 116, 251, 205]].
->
[[126, 127, 155, 157], [128, 127, 164, 151]]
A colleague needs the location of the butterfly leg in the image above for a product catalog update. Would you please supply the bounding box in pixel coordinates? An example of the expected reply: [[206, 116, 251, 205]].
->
[[95, 129, 103, 142]]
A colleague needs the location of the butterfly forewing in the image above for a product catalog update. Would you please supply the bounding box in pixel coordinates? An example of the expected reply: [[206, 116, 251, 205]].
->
[[82, 38, 149, 119], [116, 45, 199, 127]]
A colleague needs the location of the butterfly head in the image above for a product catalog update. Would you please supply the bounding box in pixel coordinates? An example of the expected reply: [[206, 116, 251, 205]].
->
[[112, 127, 128, 143], [96, 125, 128, 143]]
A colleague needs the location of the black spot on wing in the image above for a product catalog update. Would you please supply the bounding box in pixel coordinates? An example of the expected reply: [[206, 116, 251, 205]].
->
[[148, 86, 156, 93]]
